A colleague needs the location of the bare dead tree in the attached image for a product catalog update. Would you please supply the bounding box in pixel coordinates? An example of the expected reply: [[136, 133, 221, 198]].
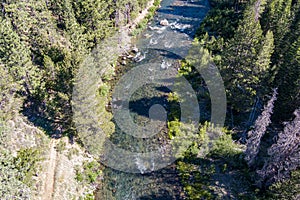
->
[[244, 89, 277, 167], [256, 109, 300, 188], [254, 0, 261, 22]]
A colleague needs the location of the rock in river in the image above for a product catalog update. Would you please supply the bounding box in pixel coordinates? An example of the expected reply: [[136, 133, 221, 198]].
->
[[160, 19, 169, 26], [132, 46, 139, 53]]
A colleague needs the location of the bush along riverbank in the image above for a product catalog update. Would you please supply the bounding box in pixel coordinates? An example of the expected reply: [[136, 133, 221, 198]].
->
[[131, 0, 162, 36]]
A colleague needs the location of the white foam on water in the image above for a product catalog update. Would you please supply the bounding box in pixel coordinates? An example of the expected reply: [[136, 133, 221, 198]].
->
[[150, 38, 158, 45], [135, 155, 147, 174]]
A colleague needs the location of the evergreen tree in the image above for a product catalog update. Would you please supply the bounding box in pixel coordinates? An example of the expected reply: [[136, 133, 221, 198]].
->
[[72, 35, 121, 154], [72, 0, 115, 44], [261, 0, 292, 44], [0, 61, 21, 120], [0, 17, 41, 96], [221, 0, 271, 112], [273, 9, 300, 121], [255, 30, 274, 78]]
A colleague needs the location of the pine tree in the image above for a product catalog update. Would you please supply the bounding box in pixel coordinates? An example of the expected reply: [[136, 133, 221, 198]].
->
[[72, 34, 122, 154], [221, 0, 270, 112], [261, 0, 293, 44], [72, 0, 115, 44], [255, 30, 274, 77], [273, 9, 300, 121], [0, 17, 41, 96], [0, 61, 22, 119], [261, 0, 295, 102]]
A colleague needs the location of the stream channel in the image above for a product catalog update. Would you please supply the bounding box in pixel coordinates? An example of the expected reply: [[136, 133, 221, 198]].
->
[[96, 0, 210, 199]]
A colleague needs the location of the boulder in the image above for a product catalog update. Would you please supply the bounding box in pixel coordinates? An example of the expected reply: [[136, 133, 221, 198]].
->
[[121, 60, 127, 65], [127, 54, 134, 59], [132, 46, 139, 53], [160, 19, 169, 26]]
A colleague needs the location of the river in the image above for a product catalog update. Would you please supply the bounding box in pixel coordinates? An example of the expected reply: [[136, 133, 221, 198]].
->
[[95, 0, 210, 199]]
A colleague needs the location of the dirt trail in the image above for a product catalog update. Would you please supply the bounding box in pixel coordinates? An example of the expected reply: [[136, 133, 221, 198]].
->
[[42, 139, 58, 200]]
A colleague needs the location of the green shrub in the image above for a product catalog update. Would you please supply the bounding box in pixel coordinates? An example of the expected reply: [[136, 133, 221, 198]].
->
[[154, 0, 161, 6], [14, 148, 42, 186], [167, 92, 180, 102], [56, 140, 66, 152], [98, 83, 110, 97], [145, 12, 154, 20], [148, 6, 156, 13], [177, 160, 214, 200], [178, 60, 192, 76], [76, 173, 84, 182], [137, 18, 148, 29], [265, 170, 300, 200], [208, 133, 243, 158], [84, 193, 94, 200], [167, 120, 181, 139], [75, 161, 102, 184], [67, 148, 79, 160]]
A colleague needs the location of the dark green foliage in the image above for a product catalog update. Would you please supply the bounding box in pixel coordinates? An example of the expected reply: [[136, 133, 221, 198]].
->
[[76, 161, 102, 184], [196, 7, 242, 40], [261, 0, 293, 46], [273, 17, 300, 120], [177, 160, 214, 200], [0, 62, 21, 120], [259, 0, 299, 121], [0, 1, 158, 197], [0, 17, 41, 96], [0, 0, 157, 138], [72, 0, 115, 43], [208, 133, 243, 159], [176, 127, 246, 199], [14, 148, 42, 186], [221, 0, 267, 111], [265, 170, 300, 200]]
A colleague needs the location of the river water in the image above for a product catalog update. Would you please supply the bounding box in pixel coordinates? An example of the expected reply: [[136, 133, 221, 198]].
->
[[95, 0, 209, 199]]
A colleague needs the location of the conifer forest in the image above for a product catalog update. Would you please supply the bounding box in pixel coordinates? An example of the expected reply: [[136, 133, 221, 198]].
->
[[0, 0, 299, 199]]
